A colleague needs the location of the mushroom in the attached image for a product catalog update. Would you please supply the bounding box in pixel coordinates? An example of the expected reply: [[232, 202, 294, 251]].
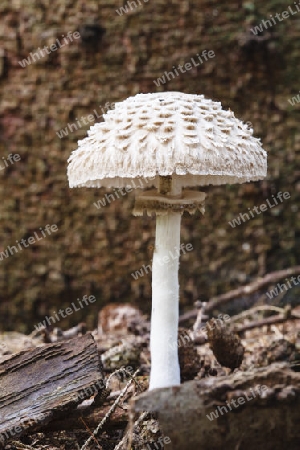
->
[[67, 92, 267, 390]]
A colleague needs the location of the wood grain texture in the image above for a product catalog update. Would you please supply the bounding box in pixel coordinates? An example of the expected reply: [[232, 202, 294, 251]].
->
[[0, 333, 104, 446], [133, 363, 300, 450]]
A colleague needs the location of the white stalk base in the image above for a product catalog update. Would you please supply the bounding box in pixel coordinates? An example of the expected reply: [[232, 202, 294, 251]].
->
[[149, 212, 181, 390]]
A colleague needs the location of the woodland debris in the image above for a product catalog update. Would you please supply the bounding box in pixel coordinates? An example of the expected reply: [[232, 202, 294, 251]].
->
[[206, 266, 300, 312], [0, 334, 105, 447], [206, 318, 245, 370], [133, 363, 300, 450]]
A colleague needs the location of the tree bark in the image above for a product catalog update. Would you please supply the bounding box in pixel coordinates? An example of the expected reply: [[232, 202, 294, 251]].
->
[[133, 363, 300, 450], [0, 333, 104, 447]]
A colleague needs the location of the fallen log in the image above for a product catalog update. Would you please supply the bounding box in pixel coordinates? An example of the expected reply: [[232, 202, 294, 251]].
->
[[133, 363, 300, 450], [0, 333, 105, 447]]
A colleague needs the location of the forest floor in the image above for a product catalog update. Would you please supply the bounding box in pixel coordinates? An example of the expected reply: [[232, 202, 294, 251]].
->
[[0, 298, 300, 450]]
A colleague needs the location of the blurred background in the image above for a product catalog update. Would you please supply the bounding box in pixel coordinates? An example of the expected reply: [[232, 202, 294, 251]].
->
[[0, 0, 299, 333]]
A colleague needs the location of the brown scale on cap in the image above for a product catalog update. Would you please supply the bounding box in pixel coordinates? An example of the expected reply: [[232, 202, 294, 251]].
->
[[206, 318, 244, 370]]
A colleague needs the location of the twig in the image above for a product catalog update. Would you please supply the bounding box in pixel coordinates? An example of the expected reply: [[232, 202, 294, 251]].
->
[[234, 308, 300, 333], [206, 266, 300, 312], [230, 305, 284, 323], [179, 267, 300, 322], [80, 369, 139, 450], [113, 411, 148, 450], [10, 442, 36, 450], [106, 368, 144, 396], [106, 368, 137, 389], [80, 417, 102, 449]]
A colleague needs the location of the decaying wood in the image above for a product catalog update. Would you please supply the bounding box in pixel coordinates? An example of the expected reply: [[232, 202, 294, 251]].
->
[[133, 363, 300, 450], [0, 333, 105, 447]]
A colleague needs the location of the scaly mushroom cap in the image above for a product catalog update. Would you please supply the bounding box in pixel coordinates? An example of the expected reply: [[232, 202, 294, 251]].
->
[[67, 92, 267, 188]]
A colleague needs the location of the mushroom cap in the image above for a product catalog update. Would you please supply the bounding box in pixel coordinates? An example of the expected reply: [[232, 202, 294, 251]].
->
[[67, 92, 267, 189]]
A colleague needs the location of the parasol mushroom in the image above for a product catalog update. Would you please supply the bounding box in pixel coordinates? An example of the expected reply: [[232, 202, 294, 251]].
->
[[67, 91, 267, 390]]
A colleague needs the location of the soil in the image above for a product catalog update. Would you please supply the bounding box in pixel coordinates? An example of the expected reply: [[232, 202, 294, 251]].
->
[[0, 301, 299, 450]]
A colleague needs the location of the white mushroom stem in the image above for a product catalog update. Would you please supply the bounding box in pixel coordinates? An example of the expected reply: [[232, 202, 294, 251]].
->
[[149, 177, 182, 390], [149, 212, 181, 389]]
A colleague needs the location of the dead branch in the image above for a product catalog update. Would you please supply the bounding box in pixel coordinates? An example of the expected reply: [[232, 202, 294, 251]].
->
[[206, 266, 300, 312], [179, 267, 300, 324], [233, 308, 300, 334]]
